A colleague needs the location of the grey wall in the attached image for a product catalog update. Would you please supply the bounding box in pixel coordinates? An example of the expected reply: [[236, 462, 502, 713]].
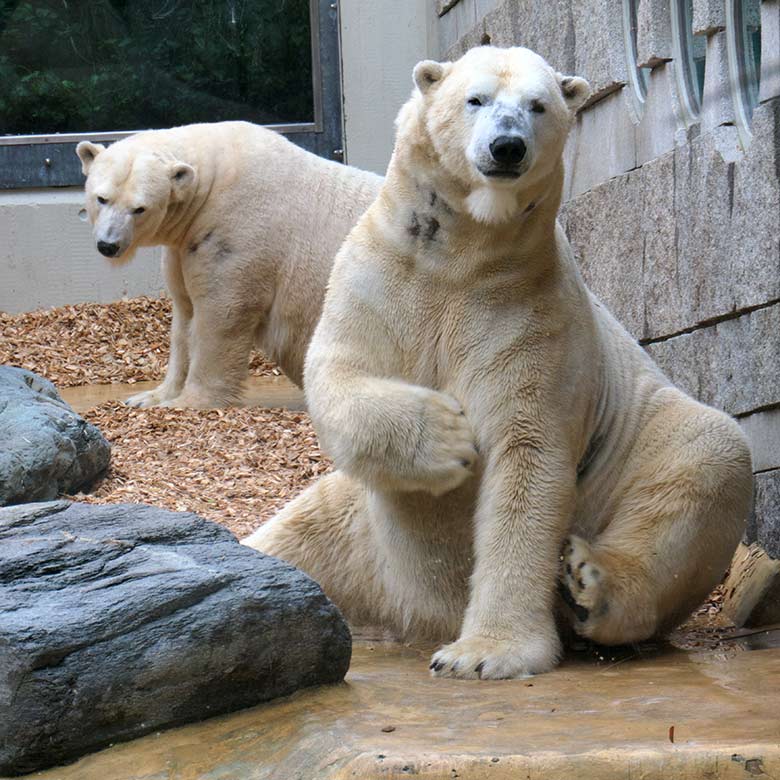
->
[[438, 0, 780, 553], [0, 189, 164, 314]]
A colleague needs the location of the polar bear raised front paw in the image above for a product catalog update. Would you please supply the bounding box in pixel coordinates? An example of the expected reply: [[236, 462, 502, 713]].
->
[[407, 392, 479, 495]]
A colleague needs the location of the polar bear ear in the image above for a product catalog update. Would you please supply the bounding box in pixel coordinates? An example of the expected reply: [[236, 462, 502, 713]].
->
[[76, 141, 106, 175], [169, 162, 196, 201], [557, 74, 591, 113], [413, 60, 451, 95]]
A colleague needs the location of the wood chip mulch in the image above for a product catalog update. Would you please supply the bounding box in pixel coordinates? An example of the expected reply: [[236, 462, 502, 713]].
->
[[0, 296, 277, 388], [71, 402, 332, 539]]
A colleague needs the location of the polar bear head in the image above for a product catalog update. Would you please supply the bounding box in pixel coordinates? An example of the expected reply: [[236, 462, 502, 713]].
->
[[397, 46, 590, 224], [77, 139, 195, 262]]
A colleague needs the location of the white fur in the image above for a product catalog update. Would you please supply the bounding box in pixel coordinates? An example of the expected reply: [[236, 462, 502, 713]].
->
[[465, 186, 519, 223], [78, 123, 381, 407], [243, 47, 753, 680]]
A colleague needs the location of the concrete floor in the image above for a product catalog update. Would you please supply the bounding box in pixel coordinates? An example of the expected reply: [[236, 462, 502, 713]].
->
[[20, 633, 780, 780]]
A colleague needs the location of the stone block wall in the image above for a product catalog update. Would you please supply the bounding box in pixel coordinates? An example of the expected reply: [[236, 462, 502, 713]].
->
[[435, 0, 780, 558]]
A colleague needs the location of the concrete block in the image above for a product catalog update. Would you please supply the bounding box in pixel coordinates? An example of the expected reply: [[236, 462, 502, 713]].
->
[[475, 0, 502, 22], [637, 0, 673, 67], [476, 0, 576, 74], [692, 0, 726, 35], [656, 115, 780, 336], [747, 469, 780, 559], [638, 151, 680, 337], [451, 0, 477, 41], [572, 0, 628, 100], [700, 30, 738, 132], [564, 88, 637, 199], [759, 1, 780, 103], [739, 408, 780, 472], [437, 0, 461, 15], [438, 4, 460, 55], [644, 303, 780, 417], [728, 99, 780, 303], [635, 64, 679, 165], [0, 189, 164, 314], [561, 169, 645, 338]]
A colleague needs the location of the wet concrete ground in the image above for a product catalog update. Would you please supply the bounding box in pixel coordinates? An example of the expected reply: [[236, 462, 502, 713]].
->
[[18, 635, 780, 780]]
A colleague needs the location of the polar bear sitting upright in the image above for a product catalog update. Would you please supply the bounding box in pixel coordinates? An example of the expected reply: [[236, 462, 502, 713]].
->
[[77, 123, 381, 407], [243, 47, 753, 678]]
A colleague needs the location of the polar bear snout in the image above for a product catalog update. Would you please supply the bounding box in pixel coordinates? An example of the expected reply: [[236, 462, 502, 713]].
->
[[97, 240, 120, 258], [487, 135, 527, 172]]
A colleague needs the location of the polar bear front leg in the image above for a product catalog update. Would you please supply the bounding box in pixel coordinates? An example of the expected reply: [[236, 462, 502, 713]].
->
[[308, 369, 479, 495], [430, 443, 574, 679], [127, 251, 192, 408]]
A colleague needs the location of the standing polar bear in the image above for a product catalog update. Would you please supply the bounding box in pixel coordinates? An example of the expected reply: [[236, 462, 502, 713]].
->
[[77, 123, 381, 407], [244, 47, 753, 679]]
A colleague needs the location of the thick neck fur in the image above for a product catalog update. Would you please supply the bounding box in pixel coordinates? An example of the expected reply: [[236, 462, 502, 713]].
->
[[142, 136, 217, 250], [379, 103, 564, 283]]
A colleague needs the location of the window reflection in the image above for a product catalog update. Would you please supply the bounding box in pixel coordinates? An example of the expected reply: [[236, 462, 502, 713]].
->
[[673, 0, 705, 120], [738, 0, 762, 112], [0, 0, 315, 137]]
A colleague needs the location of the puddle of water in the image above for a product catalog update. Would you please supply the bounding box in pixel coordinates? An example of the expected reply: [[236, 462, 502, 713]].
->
[[61, 375, 305, 413]]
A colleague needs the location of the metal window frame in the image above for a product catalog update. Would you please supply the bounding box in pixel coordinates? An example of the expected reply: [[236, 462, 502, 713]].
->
[[0, 0, 343, 189]]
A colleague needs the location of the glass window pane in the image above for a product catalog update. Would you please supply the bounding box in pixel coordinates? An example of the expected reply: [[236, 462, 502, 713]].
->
[[0, 0, 314, 137], [740, 0, 762, 110]]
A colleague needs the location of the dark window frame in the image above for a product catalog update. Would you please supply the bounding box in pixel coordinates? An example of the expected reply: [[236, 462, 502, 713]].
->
[[0, 0, 342, 189]]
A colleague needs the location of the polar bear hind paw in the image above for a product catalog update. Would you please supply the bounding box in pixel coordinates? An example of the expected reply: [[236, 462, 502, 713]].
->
[[559, 535, 608, 626]]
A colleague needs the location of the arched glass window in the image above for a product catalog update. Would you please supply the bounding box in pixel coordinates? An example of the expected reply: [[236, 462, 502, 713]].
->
[[623, 0, 652, 120], [727, 0, 762, 141], [671, 0, 706, 122]]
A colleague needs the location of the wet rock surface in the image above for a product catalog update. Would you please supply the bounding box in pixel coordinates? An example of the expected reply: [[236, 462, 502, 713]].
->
[[0, 501, 351, 776], [0, 367, 110, 506]]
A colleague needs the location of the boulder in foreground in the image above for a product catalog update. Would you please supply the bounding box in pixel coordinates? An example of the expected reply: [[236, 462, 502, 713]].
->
[[0, 501, 351, 776]]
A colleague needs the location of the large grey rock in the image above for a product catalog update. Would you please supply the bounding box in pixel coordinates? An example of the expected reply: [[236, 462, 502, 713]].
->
[[0, 501, 352, 776], [0, 367, 110, 505]]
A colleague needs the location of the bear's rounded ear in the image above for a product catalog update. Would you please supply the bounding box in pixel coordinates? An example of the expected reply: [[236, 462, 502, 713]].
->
[[557, 74, 591, 113], [169, 162, 195, 200], [76, 141, 106, 175], [413, 59, 451, 95]]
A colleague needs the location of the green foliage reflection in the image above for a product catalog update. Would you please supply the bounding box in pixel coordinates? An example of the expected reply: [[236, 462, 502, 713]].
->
[[0, 0, 314, 135]]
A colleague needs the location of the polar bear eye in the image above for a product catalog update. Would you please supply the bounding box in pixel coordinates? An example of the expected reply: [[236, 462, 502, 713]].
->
[[467, 96, 483, 107], [97, 196, 108, 205], [133, 207, 146, 215], [530, 100, 546, 114]]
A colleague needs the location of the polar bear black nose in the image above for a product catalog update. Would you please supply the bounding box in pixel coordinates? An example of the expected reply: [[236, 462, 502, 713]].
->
[[489, 136, 527, 166], [97, 241, 120, 257]]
